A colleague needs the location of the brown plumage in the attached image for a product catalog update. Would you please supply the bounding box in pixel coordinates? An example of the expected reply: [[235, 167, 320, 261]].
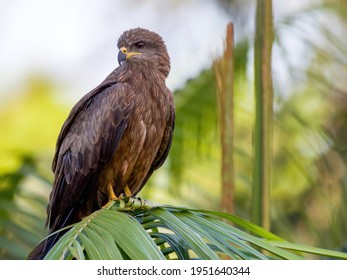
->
[[28, 28, 175, 259]]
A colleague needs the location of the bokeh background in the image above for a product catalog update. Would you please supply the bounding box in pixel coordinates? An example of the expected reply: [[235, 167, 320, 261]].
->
[[1, 0, 347, 259]]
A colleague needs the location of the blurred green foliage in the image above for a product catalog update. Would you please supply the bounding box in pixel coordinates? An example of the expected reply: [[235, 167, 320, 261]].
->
[[0, 77, 68, 172], [0, 155, 50, 259]]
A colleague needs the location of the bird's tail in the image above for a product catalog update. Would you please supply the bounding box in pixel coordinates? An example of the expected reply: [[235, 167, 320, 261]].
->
[[27, 207, 76, 260], [27, 235, 56, 260]]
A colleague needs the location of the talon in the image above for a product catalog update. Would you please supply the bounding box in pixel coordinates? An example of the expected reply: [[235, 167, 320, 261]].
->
[[119, 193, 126, 199]]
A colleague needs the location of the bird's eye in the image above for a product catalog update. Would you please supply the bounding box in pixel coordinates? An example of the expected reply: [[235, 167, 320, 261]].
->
[[133, 41, 145, 48]]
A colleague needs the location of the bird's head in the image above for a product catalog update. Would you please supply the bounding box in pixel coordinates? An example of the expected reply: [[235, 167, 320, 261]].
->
[[117, 28, 170, 77]]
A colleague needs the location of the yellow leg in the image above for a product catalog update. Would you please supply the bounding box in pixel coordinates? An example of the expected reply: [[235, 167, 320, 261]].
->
[[124, 185, 132, 197], [102, 184, 118, 208], [107, 184, 118, 200]]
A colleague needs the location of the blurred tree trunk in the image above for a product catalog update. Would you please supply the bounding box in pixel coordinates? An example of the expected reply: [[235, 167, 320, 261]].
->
[[215, 23, 235, 214], [252, 0, 274, 230]]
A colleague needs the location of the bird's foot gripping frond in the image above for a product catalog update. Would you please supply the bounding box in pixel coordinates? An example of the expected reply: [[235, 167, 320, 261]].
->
[[102, 185, 135, 209], [119, 185, 132, 199], [114, 196, 154, 212], [102, 196, 153, 211]]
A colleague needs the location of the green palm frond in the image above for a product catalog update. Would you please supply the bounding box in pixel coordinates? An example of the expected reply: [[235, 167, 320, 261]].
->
[[0, 155, 50, 259], [44, 197, 347, 260]]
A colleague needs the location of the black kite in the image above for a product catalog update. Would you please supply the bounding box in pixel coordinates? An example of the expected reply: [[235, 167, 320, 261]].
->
[[28, 28, 175, 259]]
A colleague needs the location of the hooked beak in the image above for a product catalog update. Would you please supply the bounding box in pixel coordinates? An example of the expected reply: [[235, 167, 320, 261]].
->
[[118, 47, 141, 66], [118, 48, 127, 66]]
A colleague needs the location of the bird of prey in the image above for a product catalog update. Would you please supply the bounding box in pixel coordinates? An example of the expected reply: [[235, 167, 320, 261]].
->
[[28, 28, 175, 259]]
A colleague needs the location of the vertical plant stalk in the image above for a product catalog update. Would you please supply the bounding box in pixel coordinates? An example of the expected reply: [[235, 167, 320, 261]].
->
[[252, 0, 274, 229], [215, 23, 235, 214]]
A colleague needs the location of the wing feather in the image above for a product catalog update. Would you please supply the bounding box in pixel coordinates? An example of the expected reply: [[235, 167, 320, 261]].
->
[[48, 82, 134, 232]]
